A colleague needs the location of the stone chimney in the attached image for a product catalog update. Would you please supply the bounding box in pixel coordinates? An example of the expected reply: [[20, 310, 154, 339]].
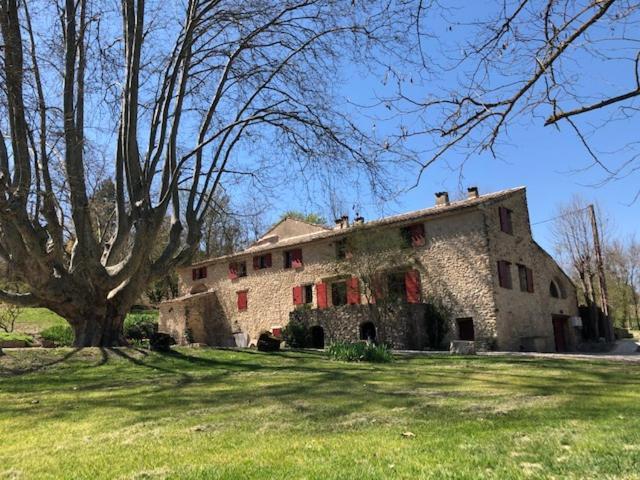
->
[[354, 215, 365, 225], [467, 186, 479, 199], [334, 215, 350, 229], [435, 191, 450, 206]]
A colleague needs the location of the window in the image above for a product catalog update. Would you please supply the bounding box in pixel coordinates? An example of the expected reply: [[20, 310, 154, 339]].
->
[[499, 206, 513, 235], [237, 290, 248, 311], [272, 327, 282, 338], [335, 238, 349, 259], [293, 285, 313, 306], [387, 271, 407, 302], [549, 280, 560, 298], [347, 277, 360, 305], [253, 253, 272, 270], [497, 260, 512, 289], [304, 284, 313, 304], [517, 265, 534, 293], [192, 266, 207, 280], [401, 223, 426, 248], [228, 261, 247, 280], [316, 283, 328, 309], [331, 281, 347, 306], [284, 248, 303, 269]]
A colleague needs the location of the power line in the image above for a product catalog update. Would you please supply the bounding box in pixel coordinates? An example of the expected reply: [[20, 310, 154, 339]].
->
[[531, 206, 590, 226]]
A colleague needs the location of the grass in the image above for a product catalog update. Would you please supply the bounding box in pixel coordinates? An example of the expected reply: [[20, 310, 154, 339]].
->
[[12, 308, 67, 335], [1, 349, 639, 479], [0, 331, 33, 344]]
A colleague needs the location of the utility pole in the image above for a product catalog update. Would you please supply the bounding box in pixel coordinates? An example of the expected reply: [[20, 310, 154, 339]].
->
[[588, 204, 613, 342]]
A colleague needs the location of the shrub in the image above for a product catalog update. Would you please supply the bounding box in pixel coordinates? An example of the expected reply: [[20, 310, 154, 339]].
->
[[327, 341, 393, 363], [0, 331, 34, 345], [282, 320, 311, 348], [40, 325, 74, 347], [124, 312, 158, 341], [149, 332, 176, 352]]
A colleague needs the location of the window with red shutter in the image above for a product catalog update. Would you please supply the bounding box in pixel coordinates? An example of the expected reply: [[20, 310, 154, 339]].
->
[[498, 261, 512, 289], [410, 224, 426, 247], [371, 274, 385, 303], [193, 266, 207, 280], [228, 263, 238, 280], [347, 277, 360, 304], [316, 282, 328, 309], [404, 270, 421, 303], [272, 327, 282, 337], [291, 249, 303, 268], [265, 253, 272, 268], [237, 290, 248, 311], [253, 256, 260, 270], [253, 253, 273, 270], [499, 207, 513, 234], [292, 285, 303, 305]]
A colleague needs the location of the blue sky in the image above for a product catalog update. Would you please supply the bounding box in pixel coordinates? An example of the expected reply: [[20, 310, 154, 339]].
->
[[258, 2, 639, 255]]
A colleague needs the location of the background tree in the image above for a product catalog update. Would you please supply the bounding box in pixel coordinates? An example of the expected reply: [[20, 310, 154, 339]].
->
[[606, 237, 640, 329], [280, 211, 328, 227], [0, 0, 417, 346]]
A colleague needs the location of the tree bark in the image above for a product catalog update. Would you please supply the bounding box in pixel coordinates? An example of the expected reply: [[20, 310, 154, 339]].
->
[[65, 304, 128, 347]]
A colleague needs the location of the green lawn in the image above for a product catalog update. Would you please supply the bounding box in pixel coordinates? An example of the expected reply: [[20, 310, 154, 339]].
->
[[11, 308, 67, 335], [1, 349, 639, 479]]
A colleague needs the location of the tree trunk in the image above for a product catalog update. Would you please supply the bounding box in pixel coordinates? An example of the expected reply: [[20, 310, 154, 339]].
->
[[71, 312, 127, 347]]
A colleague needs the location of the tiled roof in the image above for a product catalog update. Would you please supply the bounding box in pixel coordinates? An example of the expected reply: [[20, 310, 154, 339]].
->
[[188, 186, 526, 267]]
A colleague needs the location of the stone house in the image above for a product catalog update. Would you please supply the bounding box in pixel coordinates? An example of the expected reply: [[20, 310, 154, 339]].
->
[[159, 186, 579, 352]]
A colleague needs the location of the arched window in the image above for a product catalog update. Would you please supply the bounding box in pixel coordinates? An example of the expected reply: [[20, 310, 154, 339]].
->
[[549, 281, 559, 298]]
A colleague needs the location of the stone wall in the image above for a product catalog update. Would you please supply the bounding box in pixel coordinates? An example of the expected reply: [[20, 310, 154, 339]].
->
[[289, 303, 447, 350]]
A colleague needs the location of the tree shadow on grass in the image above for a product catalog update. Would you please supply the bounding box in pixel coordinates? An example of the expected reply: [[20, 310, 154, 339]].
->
[[0, 347, 83, 376]]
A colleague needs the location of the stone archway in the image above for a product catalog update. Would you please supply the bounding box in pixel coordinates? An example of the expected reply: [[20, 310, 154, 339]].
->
[[310, 325, 325, 349], [359, 321, 376, 342]]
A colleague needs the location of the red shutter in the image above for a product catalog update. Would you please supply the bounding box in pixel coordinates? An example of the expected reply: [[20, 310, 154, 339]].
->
[[237, 291, 248, 311], [405, 270, 421, 304], [316, 283, 328, 309], [498, 261, 512, 289], [411, 224, 426, 247], [192, 268, 197, 281], [291, 249, 303, 268], [253, 256, 260, 270], [228, 263, 238, 280], [292, 285, 303, 305], [265, 253, 272, 268], [371, 274, 385, 304], [526, 268, 534, 293], [272, 327, 282, 338], [347, 277, 360, 304]]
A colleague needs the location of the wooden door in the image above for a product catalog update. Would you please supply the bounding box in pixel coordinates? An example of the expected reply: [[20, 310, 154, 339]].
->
[[552, 316, 568, 352]]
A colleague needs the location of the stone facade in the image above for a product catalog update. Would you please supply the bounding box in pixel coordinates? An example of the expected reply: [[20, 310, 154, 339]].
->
[[159, 187, 579, 352]]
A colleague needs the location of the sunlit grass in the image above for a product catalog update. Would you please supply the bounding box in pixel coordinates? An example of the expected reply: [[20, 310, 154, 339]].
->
[[1, 348, 639, 479]]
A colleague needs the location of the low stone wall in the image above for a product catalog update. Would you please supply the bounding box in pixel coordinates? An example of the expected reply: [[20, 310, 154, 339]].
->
[[289, 303, 447, 350]]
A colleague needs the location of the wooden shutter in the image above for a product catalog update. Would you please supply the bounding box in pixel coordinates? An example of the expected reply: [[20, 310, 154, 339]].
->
[[192, 268, 197, 281], [316, 282, 328, 309], [228, 263, 238, 280], [498, 261, 512, 289], [404, 270, 421, 304], [292, 285, 303, 305], [253, 256, 260, 270], [347, 277, 360, 305], [526, 267, 534, 293], [201, 267, 207, 279], [291, 248, 303, 268], [237, 291, 248, 311], [410, 224, 426, 247], [265, 253, 272, 268], [499, 207, 513, 234]]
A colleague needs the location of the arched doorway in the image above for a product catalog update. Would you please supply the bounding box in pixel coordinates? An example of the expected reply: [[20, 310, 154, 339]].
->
[[310, 326, 325, 349], [360, 321, 376, 342]]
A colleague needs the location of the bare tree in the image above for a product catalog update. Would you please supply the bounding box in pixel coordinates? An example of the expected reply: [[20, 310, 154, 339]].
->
[[552, 196, 609, 338], [608, 236, 640, 329], [387, 1, 640, 193], [0, 0, 416, 346]]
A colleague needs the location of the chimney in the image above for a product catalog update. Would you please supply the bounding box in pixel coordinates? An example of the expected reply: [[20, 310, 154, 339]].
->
[[354, 215, 365, 225], [467, 186, 479, 199], [334, 215, 350, 229], [435, 191, 450, 206]]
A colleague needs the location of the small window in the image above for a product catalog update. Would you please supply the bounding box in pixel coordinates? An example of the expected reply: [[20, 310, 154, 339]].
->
[[272, 327, 282, 338], [499, 207, 513, 235], [387, 271, 407, 302], [517, 265, 534, 293], [304, 284, 313, 304], [192, 266, 207, 280], [331, 281, 347, 306], [401, 223, 426, 248], [253, 253, 272, 270], [550, 281, 560, 298], [237, 290, 248, 311], [284, 248, 303, 269], [497, 260, 512, 289], [229, 261, 247, 279]]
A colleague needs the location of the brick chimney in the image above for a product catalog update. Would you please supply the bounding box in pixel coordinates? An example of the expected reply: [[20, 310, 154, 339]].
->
[[467, 186, 479, 199], [435, 191, 450, 206]]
